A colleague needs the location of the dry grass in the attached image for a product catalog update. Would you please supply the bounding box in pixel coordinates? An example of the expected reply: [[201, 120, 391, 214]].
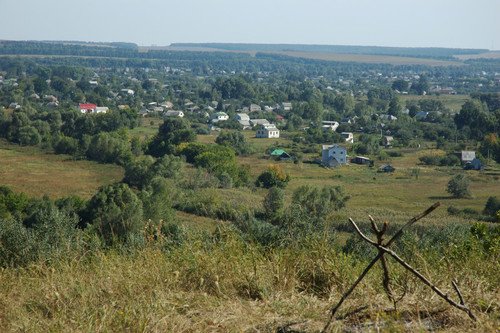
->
[[0, 141, 123, 199], [0, 233, 497, 333]]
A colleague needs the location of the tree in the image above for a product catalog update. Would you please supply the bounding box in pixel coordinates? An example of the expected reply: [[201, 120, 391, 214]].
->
[[255, 165, 290, 189], [147, 118, 196, 157], [483, 197, 500, 217], [18, 126, 41, 146], [446, 174, 471, 198], [263, 187, 285, 220], [215, 130, 252, 155], [291, 185, 349, 220], [85, 183, 144, 245], [391, 79, 409, 92]]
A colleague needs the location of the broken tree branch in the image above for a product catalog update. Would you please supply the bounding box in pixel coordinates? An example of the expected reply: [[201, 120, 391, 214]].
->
[[376, 243, 477, 322], [321, 203, 441, 333]]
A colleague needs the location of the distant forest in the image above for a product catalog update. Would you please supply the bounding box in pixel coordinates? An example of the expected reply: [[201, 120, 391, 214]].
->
[[171, 43, 488, 59]]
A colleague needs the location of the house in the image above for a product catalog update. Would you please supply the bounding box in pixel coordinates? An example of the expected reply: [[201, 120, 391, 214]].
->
[[161, 101, 174, 109], [250, 119, 270, 127], [138, 108, 149, 117], [380, 114, 398, 121], [464, 158, 482, 170], [322, 121, 339, 132], [235, 113, 251, 129], [211, 112, 229, 123], [379, 164, 395, 173], [46, 101, 59, 108], [415, 111, 429, 121], [270, 149, 291, 160], [89, 80, 99, 86], [383, 136, 394, 147], [249, 104, 261, 112], [341, 132, 354, 144], [351, 156, 371, 165], [322, 145, 347, 167], [282, 102, 293, 111], [256, 124, 279, 138], [79, 103, 97, 114], [461, 151, 476, 164], [120, 89, 135, 95], [164, 110, 184, 118], [95, 107, 109, 114], [30, 93, 40, 100], [44, 95, 58, 103], [8, 102, 21, 110]]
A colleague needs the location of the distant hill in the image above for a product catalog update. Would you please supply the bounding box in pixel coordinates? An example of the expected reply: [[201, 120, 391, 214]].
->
[[170, 43, 488, 59]]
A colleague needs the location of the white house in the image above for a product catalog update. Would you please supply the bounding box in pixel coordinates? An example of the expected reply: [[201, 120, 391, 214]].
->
[[165, 110, 184, 118], [120, 89, 135, 95], [95, 107, 109, 114], [322, 144, 347, 167], [211, 111, 229, 123], [322, 121, 339, 132], [235, 113, 251, 129], [341, 132, 354, 144], [282, 102, 292, 111], [256, 124, 280, 138]]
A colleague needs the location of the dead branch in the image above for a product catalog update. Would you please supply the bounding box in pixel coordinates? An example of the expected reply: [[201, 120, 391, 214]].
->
[[321, 203, 441, 333], [376, 243, 477, 321]]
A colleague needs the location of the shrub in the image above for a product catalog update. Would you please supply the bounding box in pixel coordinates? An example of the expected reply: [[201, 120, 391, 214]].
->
[[84, 183, 144, 246], [483, 197, 500, 217], [255, 164, 290, 189], [446, 174, 471, 198], [263, 187, 285, 220]]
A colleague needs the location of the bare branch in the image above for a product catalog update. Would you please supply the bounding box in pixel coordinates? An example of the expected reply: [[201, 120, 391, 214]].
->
[[452, 280, 465, 306], [348, 218, 378, 246], [377, 244, 477, 321], [321, 203, 442, 333]]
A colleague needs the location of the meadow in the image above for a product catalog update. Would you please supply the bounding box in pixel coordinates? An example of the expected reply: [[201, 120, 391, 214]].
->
[[0, 140, 123, 199], [1, 123, 499, 332]]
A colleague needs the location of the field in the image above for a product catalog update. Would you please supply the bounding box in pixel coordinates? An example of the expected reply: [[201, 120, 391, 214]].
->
[[1, 124, 499, 332], [264, 51, 462, 66], [0, 140, 124, 199], [400, 94, 470, 113]]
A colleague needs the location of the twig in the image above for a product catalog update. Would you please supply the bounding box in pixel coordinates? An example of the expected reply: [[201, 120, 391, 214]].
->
[[376, 244, 477, 321], [452, 279, 465, 305], [321, 203, 440, 333]]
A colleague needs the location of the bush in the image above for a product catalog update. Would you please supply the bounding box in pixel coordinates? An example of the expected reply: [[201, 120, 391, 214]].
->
[[263, 187, 285, 220], [84, 183, 144, 246], [483, 197, 500, 217], [447, 174, 471, 198], [255, 165, 290, 189], [54, 135, 79, 155]]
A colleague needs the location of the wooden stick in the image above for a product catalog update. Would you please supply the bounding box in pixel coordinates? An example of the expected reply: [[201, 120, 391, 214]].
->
[[349, 220, 476, 321], [377, 244, 477, 321], [321, 203, 440, 333]]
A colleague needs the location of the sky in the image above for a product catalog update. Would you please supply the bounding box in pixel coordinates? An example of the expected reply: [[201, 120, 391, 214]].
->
[[1, 0, 499, 50]]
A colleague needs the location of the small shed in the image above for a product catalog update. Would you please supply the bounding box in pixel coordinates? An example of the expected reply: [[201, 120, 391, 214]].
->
[[351, 156, 371, 165], [270, 149, 291, 160], [379, 164, 395, 173], [383, 136, 394, 147]]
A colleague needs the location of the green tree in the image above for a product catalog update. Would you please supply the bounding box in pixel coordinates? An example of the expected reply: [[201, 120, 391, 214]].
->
[[147, 118, 196, 157], [447, 174, 471, 198], [215, 130, 252, 155], [85, 183, 144, 245], [291, 185, 349, 220], [18, 126, 41, 146], [263, 187, 285, 220], [255, 165, 290, 189]]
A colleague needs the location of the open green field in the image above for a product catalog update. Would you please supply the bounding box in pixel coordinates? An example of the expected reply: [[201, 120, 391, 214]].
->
[[199, 132, 500, 223], [400, 94, 469, 113], [0, 141, 124, 199]]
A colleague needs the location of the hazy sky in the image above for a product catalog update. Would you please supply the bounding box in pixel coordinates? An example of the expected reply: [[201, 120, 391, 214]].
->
[[1, 0, 499, 49]]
